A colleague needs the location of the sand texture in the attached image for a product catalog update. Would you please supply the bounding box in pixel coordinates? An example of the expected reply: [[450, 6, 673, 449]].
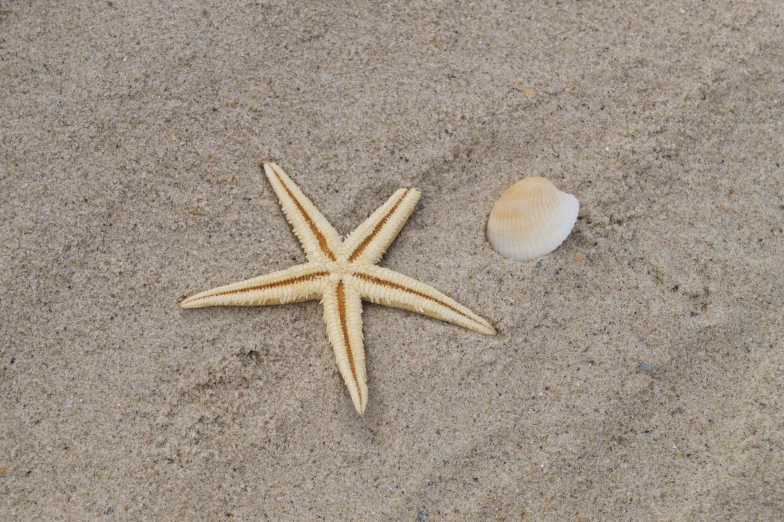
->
[[1, 1, 782, 520]]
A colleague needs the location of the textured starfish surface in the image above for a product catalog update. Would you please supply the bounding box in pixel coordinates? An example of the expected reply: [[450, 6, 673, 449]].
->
[[182, 163, 496, 414]]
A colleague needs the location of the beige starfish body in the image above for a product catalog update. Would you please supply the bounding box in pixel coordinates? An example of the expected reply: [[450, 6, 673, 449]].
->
[[182, 163, 496, 414]]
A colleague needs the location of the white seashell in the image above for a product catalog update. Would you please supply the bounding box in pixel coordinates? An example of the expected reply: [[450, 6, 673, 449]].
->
[[487, 177, 579, 261]]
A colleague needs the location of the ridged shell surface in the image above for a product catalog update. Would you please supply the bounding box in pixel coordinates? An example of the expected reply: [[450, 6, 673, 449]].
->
[[487, 177, 579, 261]]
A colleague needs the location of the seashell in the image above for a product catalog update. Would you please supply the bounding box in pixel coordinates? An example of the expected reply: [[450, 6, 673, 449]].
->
[[487, 177, 579, 261]]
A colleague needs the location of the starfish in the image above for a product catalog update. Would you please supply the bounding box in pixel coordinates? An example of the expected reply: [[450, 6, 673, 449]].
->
[[182, 162, 496, 414]]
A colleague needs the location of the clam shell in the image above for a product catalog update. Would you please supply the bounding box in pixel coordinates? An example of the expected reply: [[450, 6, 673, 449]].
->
[[487, 177, 579, 261]]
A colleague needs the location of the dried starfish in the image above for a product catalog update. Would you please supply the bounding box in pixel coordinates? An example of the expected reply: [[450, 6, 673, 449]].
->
[[182, 163, 496, 413]]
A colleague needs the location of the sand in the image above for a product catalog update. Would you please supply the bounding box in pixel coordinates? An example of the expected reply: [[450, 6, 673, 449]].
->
[[1, 1, 782, 520]]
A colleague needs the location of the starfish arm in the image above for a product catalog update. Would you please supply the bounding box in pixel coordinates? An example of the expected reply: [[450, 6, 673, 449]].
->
[[351, 265, 496, 335], [343, 187, 421, 265], [322, 279, 368, 414], [264, 162, 342, 263], [181, 263, 328, 308]]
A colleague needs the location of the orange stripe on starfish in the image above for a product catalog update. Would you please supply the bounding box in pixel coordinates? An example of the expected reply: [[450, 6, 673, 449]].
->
[[184, 272, 329, 303], [348, 189, 409, 262], [353, 272, 484, 328], [270, 165, 337, 261], [336, 280, 361, 404]]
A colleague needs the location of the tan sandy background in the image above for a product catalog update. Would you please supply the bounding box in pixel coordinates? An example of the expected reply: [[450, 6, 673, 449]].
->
[[1, 1, 783, 520]]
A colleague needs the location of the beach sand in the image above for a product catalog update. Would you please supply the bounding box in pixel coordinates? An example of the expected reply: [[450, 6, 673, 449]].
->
[[1, 1, 782, 519]]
